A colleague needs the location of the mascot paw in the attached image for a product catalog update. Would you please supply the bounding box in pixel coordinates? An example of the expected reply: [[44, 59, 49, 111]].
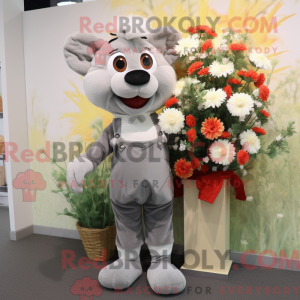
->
[[147, 260, 186, 295], [98, 259, 142, 290]]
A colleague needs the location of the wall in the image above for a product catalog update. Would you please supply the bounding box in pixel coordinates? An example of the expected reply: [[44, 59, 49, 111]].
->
[[21, 0, 300, 257], [0, 0, 33, 237]]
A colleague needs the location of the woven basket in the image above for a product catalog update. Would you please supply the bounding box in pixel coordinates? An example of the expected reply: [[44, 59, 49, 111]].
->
[[76, 222, 116, 261]]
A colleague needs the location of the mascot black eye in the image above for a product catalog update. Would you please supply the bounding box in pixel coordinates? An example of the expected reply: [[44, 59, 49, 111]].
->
[[140, 53, 153, 70], [113, 56, 127, 72]]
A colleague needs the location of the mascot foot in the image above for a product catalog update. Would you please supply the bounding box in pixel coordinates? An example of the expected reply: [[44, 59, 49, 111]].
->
[[98, 257, 142, 290], [147, 258, 186, 295]]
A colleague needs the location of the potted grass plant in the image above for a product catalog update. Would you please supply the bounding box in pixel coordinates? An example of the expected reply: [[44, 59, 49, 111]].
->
[[51, 152, 116, 262]]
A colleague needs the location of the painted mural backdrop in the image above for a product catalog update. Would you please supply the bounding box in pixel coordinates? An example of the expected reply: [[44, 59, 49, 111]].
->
[[26, 0, 299, 256]]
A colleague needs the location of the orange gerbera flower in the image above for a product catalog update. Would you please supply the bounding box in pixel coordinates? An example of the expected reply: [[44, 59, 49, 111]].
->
[[186, 114, 196, 128], [165, 97, 178, 108], [201, 117, 224, 140], [238, 70, 259, 82], [201, 39, 212, 53], [229, 43, 247, 51], [228, 78, 242, 85], [174, 158, 193, 179], [187, 61, 203, 75], [254, 73, 265, 88], [198, 67, 210, 76], [237, 149, 249, 165], [252, 127, 266, 135], [191, 158, 200, 170], [187, 128, 197, 143], [220, 131, 231, 138], [187, 26, 198, 34], [223, 84, 232, 99], [259, 85, 270, 101], [260, 110, 270, 117]]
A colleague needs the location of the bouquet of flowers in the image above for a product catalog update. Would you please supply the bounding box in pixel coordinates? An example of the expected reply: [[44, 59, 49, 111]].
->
[[158, 25, 296, 179]]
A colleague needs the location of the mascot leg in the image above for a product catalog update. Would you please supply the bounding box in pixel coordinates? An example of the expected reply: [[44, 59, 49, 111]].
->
[[98, 200, 143, 289], [144, 200, 186, 295]]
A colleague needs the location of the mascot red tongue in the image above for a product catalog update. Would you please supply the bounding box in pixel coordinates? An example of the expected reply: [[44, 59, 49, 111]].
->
[[63, 18, 186, 295], [119, 96, 149, 109]]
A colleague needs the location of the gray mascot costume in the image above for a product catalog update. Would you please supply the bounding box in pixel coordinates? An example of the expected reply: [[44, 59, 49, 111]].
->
[[64, 23, 186, 294]]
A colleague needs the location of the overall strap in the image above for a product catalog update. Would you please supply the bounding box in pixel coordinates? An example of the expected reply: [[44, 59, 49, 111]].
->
[[112, 118, 122, 138], [150, 113, 163, 149]]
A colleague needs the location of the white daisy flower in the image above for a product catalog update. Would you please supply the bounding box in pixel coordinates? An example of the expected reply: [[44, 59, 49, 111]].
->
[[203, 88, 227, 109], [246, 196, 253, 201], [172, 144, 178, 150], [158, 108, 185, 134], [173, 77, 199, 97], [203, 156, 209, 163], [277, 213, 283, 219], [241, 240, 248, 245], [189, 56, 196, 61], [179, 143, 186, 151], [249, 52, 272, 70], [208, 139, 236, 165], [240, 130, 261, 154], [276, 135, 282, 142], [174, 36, 200, 57], [209, 60, 234, 78], [227, 93, 254, 117]]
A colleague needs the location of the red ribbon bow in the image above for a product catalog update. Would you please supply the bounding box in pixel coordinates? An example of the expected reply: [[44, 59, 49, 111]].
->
[[174, 170, 246, 204]]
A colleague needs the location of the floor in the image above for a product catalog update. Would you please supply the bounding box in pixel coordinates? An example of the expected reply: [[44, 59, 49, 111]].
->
[[0, 206, 299, 300], [0, 195, 8, 206]]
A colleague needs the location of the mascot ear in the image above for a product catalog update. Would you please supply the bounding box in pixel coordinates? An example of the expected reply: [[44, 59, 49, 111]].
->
[[64, 32, 106, 76], [147, 26, 181, 65]]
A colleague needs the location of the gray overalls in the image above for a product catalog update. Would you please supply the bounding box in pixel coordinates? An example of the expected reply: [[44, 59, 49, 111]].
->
[[109, 113, 174, 251]]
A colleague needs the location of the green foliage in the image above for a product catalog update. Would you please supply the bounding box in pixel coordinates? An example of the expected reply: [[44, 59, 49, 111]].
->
[[52, 159, 114, 229]]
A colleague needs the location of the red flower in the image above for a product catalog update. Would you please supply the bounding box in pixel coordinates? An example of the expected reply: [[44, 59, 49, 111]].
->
[[165, 97, 178, 108], [254, 73, 265, 88], [260, 110, 270, 117], [200, 164, 209, 173], [228, 78, 242, 85], [237, 149, 249, 165], [229, 43, 247, 51], [187, 26, 198, 34], [223, 84, 232, 99], [186, 114, 196, 128], [187, 128, 197, 143], [220, 131, 231, 138], [259, 85, 270, 101], [198, 67, 210, 76], [252, 127, 266, 135], [201, 39, 212, 53], [201, 117, 224, 140], [196, 25, 210, 31], [191, 158, 200, 170], [174, 158, 193, 179], [238, 70, 259, 82], [187, 61, 203, 75], [206, 27, 217, 37]]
